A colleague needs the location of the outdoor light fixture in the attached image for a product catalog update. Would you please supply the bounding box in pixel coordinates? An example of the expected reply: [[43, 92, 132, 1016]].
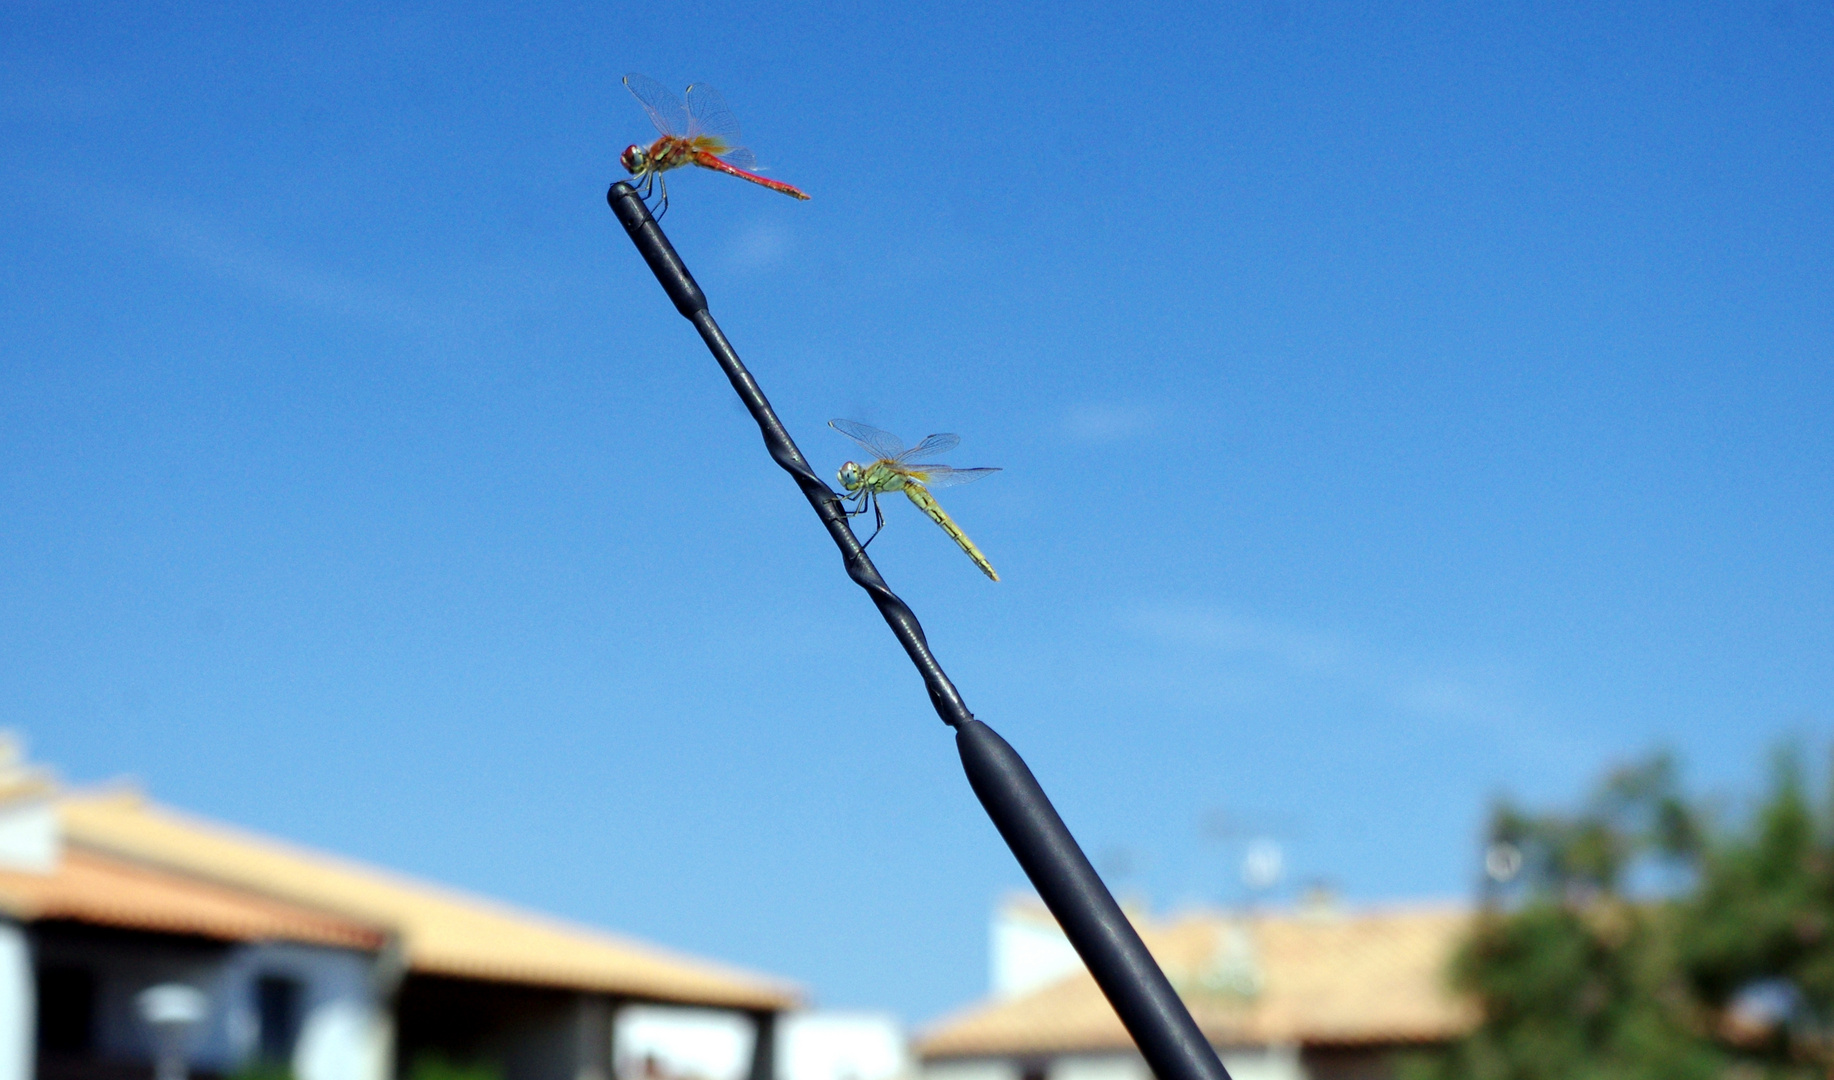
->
[[608, 183, 1235, 1080], [136, 982, 209, 1080]]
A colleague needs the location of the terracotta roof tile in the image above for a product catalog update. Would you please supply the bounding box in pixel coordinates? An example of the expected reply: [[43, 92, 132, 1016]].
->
[[0, 847, 386, 949], [918, 905, 1475, 1058], [57, 792, 797, 1010]]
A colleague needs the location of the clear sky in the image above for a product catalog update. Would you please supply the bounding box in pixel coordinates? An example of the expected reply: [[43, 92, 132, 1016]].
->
[[3, 0, 1830, 1024]]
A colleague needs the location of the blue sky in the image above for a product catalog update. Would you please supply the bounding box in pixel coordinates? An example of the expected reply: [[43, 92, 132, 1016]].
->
[[3, 0, 1830, 1023]]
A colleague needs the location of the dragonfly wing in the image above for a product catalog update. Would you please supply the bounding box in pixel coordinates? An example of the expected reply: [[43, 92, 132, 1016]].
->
[[715, 145, 757, 170], [684, 83, 743, 142], [904, 465, 1000, 489], [829, 419, 908, 461], [624, 73, 689, 137], [897, 432, 960, 461], [688, 136, 756, 169]]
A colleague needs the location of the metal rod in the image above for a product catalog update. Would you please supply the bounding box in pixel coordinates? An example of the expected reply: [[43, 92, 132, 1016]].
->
[[606, 182, 1232, 1080]]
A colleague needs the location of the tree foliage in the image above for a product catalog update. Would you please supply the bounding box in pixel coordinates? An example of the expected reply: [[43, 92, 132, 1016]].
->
[[407, 1054, 505, 1080], [1413, 749, 1834, 1080]]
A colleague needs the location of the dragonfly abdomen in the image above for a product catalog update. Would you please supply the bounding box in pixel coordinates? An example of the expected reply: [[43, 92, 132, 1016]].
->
[[902, 484, 999, 582], [690, 151, 812, 200]]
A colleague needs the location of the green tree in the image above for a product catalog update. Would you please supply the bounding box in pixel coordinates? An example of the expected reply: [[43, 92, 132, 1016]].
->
[[407, 1052, 504, 1080], [226, 1064, 295, 1080], [1412, 756, 1722, 1080], [1415, 750, 1834, 1079], [1675, 751, 1834, 1073]]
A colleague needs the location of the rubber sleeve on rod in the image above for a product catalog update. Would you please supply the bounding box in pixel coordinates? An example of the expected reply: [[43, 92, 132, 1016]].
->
[[957, 720, 1233, 1080]]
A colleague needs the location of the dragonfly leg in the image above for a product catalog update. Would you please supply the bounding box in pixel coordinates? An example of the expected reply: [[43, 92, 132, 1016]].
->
[[859, 493, 885, 548], [840, 493, 869, 518]]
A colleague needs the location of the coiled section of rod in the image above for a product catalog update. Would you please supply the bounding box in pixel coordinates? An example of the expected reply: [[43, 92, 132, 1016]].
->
[[607, 181, 972, 727]]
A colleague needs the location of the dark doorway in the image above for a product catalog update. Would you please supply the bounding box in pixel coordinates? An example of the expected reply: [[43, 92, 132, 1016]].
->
[[256, 974, 304, 1062], [36, 964, 97, 1053]]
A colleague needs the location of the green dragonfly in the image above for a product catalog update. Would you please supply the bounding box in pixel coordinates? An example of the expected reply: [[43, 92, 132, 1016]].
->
[[829, 419, 1002, 581]]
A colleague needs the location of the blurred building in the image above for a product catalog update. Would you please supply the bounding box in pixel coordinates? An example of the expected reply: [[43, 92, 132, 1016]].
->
[[778, 1012, 906, 1080], [0, 747, 798, 1080], [916, 895, 1473, 1080], [620, 1009, 908, 1080]]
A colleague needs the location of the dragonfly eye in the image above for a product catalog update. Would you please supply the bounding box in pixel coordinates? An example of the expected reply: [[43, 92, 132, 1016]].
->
[[620, 144, 647, 174], [837, 462, 862, 491]]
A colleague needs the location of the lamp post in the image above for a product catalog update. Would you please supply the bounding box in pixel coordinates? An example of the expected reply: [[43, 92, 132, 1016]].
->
[[137, 983, 209, 1080]]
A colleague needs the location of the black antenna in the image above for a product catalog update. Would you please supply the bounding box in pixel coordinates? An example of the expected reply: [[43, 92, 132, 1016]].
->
[[607, 182, 1232, 1080]]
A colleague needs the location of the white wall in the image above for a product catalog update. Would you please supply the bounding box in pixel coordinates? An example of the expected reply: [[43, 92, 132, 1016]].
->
[[1048, 1055, 1148, 1080], [779, 1011, 907, 1080], [615, 1005, 755, 1080], [612, 1009, 905, 1080], [989, 899, 1083, 1000], [922, 1059, 1019, 1080], [0, 799, 58, 874], [1217, 1045, 1304, 1080], [0, 921, 31, 1080]]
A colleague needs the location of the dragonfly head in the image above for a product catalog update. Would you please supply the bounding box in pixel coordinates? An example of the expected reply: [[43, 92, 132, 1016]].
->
[[620, 144, 649, 175], [837, 461, 864, 492]]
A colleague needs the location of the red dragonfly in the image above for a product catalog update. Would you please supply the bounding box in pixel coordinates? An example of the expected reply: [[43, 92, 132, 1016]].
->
[[620, 74, 809, 213]]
